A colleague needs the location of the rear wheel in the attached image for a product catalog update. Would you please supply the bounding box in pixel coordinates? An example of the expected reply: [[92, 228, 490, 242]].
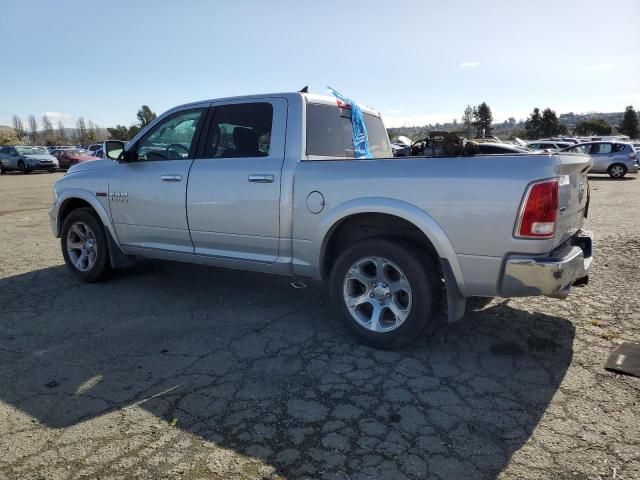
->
[[330, 239, 440, 349], [0, 163, 5, 174], [608, 163, 627, 178], [61, 208, 111, 282]]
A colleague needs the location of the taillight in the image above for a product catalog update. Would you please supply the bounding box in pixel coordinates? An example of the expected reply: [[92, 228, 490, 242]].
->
[[515, 178, 559, 239], [628, 153, 637, 160]]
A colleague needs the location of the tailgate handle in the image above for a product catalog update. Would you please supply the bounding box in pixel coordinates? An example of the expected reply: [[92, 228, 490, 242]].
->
[[248, 174, 274, 183]]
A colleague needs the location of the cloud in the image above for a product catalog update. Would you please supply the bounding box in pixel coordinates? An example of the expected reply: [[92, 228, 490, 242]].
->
[[44, 111, 74, 122], [459, 61, 480, 69], [585, 63, 615, 71]]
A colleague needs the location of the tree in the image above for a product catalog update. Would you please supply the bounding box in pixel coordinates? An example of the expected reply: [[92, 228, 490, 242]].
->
[[618, 105, 639, 138], [461, 105, 474, 138], [57, 121, 67, 143], [524, 108, 543, 139], [136, 105, 157, 127], [507, 117, 516, 127], [128, 125, 142, 138], [474, 102, 493, 137], [539, 108, 568, 137], [107, 125, 130, 140], [42, 115, 55, 145], [87, 120, 98, 143], [574, 119, 612, 136], [27, 115, 39, 144], [12, 115, 26, 141], [0, 130, 20, 146], [76, 117, 87, 144]]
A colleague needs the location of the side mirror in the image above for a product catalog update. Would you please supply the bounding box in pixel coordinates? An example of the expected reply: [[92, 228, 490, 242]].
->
[[104, 140, 125, 161]]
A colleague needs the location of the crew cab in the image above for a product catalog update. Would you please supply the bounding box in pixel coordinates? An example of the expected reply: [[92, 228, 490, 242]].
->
[[49, 91, 593, 348]]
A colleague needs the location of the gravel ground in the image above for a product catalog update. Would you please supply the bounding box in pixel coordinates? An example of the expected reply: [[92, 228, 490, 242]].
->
[[0, 171, 638, 480]]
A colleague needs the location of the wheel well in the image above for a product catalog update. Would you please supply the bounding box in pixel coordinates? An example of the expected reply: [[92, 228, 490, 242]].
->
[[58, 198, 93, 231], [321, 213, 440, 280]]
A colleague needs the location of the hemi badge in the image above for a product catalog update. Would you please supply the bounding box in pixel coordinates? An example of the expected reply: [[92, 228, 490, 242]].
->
[[96, 192, 107, 197]]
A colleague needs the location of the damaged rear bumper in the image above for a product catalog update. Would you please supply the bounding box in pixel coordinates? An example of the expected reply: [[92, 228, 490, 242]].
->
[[500, 231, 593, 298]]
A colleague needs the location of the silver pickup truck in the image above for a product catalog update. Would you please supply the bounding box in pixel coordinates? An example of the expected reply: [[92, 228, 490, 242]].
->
[[49, 91, 593, 348]]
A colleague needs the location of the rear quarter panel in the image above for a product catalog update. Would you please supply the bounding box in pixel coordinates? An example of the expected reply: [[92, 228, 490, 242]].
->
[[292, 153, 590, 293]]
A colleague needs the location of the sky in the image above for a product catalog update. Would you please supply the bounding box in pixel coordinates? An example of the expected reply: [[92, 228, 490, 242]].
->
[[1, 0, 639, 128]]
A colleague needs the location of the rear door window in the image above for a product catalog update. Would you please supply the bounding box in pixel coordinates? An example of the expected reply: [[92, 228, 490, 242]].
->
[[306, 103, 391, 158], [203, 102, 273, 159], [590, 143, 612, 154]]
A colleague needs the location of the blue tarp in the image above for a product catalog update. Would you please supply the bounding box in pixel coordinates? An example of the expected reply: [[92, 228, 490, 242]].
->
[[327, 86, 372, 159]]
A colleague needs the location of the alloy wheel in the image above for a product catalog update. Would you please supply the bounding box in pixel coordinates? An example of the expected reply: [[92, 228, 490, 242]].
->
[[342, 256, 412, 333], [66, 221, 98, 272]]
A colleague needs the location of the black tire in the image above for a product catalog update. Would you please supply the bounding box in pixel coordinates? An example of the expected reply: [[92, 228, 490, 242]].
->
[[0, 163, 5, 174], [61, 207, 111, 282], [329, 238, 441, 349], [18, 161, 27, 174], [48, 168, 57, 173], [607, 163, 627, 178]]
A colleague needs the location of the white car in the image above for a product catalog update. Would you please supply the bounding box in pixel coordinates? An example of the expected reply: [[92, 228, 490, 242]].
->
[[528, 141, 574, 151]]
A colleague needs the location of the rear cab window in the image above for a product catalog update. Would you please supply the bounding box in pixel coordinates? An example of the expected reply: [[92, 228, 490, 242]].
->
[[305, 103, 392, 159]]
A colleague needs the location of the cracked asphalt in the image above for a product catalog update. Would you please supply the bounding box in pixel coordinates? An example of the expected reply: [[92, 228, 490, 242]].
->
[[0, 171, 638, 480]]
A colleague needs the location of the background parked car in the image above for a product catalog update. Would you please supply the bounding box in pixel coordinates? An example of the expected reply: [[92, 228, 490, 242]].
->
[[53, 149, 99, 169], [472, 142, 535, 154], [560, 141, 638, 178], [0, 145, 59, 173], [527, 140, 574, 151], [47, 145, 75, 153], [86, 144, 102, 156]]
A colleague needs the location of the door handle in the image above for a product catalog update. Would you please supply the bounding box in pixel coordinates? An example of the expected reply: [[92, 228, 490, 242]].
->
[[161, 174, 182, 182], [248, 174, 274, 183]]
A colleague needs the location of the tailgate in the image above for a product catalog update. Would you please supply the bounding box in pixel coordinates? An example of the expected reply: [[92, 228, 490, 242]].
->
[[553, 153, 592, 247]]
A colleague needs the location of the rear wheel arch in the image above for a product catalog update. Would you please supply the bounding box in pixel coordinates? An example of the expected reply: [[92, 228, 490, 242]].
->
[[321, 212, 441, 281]]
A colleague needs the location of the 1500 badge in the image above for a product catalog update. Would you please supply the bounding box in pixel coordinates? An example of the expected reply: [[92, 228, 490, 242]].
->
[[110, 192, 128, 203]]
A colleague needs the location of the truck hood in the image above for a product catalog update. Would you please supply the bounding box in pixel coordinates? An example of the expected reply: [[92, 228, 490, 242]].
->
[[67, 159, 116, 175]]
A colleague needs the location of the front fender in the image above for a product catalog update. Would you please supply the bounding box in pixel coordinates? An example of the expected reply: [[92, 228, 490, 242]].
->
[[315, 197, 467, 296], [51, 188, 120, 249]]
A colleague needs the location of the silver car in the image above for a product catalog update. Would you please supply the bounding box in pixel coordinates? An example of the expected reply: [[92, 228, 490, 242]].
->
[[0, 145, 59, 174], [528, 141, 574, 151], [561, 142, 638, 178]]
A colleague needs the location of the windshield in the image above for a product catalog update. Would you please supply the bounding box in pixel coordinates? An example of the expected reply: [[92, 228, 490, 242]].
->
[[16, 146, 48, 155]]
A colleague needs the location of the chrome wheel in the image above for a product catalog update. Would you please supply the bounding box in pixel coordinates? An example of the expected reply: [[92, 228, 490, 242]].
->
[[609, 165, 625, 178], [343, 256, 412, 333], [66, 221, 98, 272]]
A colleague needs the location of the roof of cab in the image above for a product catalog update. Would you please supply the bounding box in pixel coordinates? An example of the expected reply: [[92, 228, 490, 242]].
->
[[171, 92, 382, 118]]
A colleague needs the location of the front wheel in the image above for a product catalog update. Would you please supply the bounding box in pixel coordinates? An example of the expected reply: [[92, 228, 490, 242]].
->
[[18, 161, 27, 174], [61, 208, 111, 282], [329, 239, 440, 349], [608, 163, 627, 178]]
